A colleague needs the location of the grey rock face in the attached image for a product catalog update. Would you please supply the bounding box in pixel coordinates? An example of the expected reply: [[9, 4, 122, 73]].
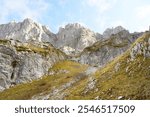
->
[[84, 76, 97, 94], [95, 33, 104, 40], [103, 26, 125, 39], [0, 19, 144, 57], [130, 35, 150, 60], [0, 19, 103, 55], [56, 23, 98, 55], [0, 18, 57, 44], [0, 39, 65, 90], [78, 30, 141, 67]]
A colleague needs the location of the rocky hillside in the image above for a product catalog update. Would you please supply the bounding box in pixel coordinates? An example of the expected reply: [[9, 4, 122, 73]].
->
[[0, 19, 149, 100], [0, 32, 149, 100], [72, 32, 150, 100], [0, 39, 66, 91], [103, 26, 125, 38], [78, 30, 142, 67], [0, 19, 142, 57], [0, 60, 88, 99], [56, 23, 100, 55], [0, 19, 101, 55]]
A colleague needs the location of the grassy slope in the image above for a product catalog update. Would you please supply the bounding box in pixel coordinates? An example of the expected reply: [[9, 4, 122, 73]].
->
[[0, 39, 10, 44], [15, 43, 66, 57], [0, 60, 87, 100], [0, 33, 149, 100], [64, 32, 150, 100]]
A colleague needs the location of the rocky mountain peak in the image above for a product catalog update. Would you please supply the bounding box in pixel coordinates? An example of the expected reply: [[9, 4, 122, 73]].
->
[[0, 19, 143, 57], [56, 23, 97, 55], [77, 28, 143, 67], [23, 18, 34, 22], [0, 18, 56, 44], [65, 23, 83, 29], [58, 23, 85, 33], [103, 26, 126, 38]]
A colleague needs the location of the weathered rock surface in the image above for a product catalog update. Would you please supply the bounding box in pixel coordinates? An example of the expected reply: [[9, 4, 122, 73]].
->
[[1, 19, 141, 57], [0, 39, 66, 91], [103, 26, 125, 39], [56, 23, 98, 55], [78, 30, 142, 67], [0, 18, 57, 44], [0, 19, 102, 55], [130, 33, 150, 60]]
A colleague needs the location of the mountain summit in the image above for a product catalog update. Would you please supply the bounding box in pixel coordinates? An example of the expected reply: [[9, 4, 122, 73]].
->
[[0, 18, 56, 44], [56, 23, 98, 55], [0, 19, 138, 55], [103, 26, 126, 38]]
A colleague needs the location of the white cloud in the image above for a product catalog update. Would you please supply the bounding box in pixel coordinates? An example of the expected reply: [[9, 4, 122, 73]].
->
[[81, 0, 118, 33], [134, 5, 150, 32], [111, 20, 125, 27], [136, 5, 150, 19], [83, 0, 117, 13], [0, 0, 50, 23]]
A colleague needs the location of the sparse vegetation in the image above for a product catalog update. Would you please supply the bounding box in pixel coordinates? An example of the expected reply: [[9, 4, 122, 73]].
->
[[15, 43, 67, 57], [83, 35, 129, 53], [64, 32, 150, 100], [15, 45, 32, 52], [0, 39, 10, 45], [15, 44, 51, 56], [0, 60, 87, 100], [0, 32, 149, 100]]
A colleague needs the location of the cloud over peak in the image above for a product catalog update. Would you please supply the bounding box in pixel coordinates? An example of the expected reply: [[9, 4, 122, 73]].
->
[[83, 0, 117, 13], [0, 0, 49, 23]]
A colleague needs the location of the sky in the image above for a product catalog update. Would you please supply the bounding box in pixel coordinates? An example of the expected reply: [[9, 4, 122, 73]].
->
[[0, 0, 150, 33]]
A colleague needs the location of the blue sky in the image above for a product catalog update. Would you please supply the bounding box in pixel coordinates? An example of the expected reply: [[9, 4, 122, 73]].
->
[[0, 0, 150, 33]]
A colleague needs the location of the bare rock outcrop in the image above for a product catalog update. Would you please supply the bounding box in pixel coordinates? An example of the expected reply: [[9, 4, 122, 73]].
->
[[0, 18, 57, 44], [78, 30, 142, 67], [56, 23, 98, 55], [0, 39, 66, 91], [103, 26, 125, 39], [130, 33, 150, 60]]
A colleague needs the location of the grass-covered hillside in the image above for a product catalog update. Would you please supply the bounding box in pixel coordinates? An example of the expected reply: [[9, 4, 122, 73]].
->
[[0, 32, 149, 100], [64, 32, 150, 100], [0, 60, 88, 99]]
